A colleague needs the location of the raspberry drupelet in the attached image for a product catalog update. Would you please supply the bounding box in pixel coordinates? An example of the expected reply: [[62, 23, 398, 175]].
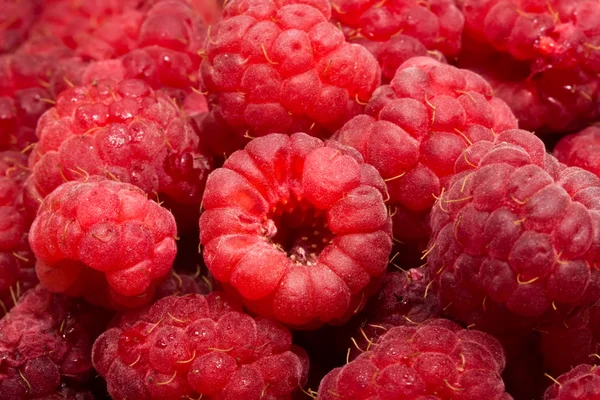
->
[[23, 78, 213, 227], [199, 133, 393, 328], [0, 285, 108, 400], [198, 0, 382, 158], [460, 0, 600, 133], [554, 126, 600, 177], [544, 364, 600, 400], [28, 178, 178, 309], [0, 151, 37, 315], [331, 0, 464, 81], [318, 318, 512, 400], [93, 292, 309, 400], [427, 129, 600, 333], [334, 56, 518, 245]]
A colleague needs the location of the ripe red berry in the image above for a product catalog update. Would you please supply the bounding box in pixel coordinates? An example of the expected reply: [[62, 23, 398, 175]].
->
[[427, 129, 600, 333], [332, 0, 464, 81], [0, 0, 39, 54], [198, 0, 382, 157], [544, 364, 600, 400], [93, 292, 309, 399], [200, 133, 393, 328], [319, 319, 511, 400], [334, 56, 517, 245], [554, 126, 600, 177], [28, 178, 178, 309]]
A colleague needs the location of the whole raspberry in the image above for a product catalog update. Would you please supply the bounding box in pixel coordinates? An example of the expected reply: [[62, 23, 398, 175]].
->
[[0, 285, 108, 400], [427, 129, 600, 334], [460, 0, 600, 132], [332, 0, 464, 81], [318, 319, 511, 400], [554, 126, 600, 176], [0, 151, 37, 315], [0, 0, 39, 54], [200, 133, 393, 328], [93, 292, 309, 399], [23, 78, 212, 228], [544, 364, 600, 400], [28, 178, 178, 309], [198, 0, 382, 157], [334, 56, 517, 245]]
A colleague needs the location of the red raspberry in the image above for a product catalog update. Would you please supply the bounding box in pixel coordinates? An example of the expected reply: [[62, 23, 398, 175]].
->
[[334, 56, 517, 245], [544, 364, 600, 400], [427, 129, 600, 334], [319, 319, 511, 400], [23, 78, 212, 227], [460, 0, 600, 132], [198, 0, 382, 157], [28, 178, 178, 309], [199, 133, 393, 328], [0, 285, 108, 399], [92, 292, 309, 399], [0, 151, 37, 315], [0, 0, 39, 54], [332, 0, 464, 81], [154, 266, 214, 299], [554, 126, 600, 176]]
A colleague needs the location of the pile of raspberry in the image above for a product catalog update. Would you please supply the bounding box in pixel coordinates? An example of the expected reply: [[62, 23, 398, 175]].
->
[[4, 0, 600, 399]]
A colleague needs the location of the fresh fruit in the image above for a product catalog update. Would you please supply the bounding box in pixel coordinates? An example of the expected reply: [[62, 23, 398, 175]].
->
[[93, 292, 309, 399], [544, 364, 600, 400], [460, 0, 600, 133], [334, 56, 517, 245], [427, 129, 600, 333], [198, 0, 382, 157], [332, 0, 464, 80], [0, 0, 39, 54], [318, 318, 511, 400], [554, 125, 600, 176], [0, 285, 109, 399], [28, 178, 178, 309], [23, 78, 212, 227], [0, 151, 36, 315], [200, 133, 393, 328]]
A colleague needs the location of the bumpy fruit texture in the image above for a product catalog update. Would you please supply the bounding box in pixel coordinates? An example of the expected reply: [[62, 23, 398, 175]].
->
[[199, 0, 382, 157], [23, 78, 212, 225], [200, 133, 393, 328], [554, 126, 600, 176], [28, 178, 178, 309], [544, 364, 600, 400], [0, 151, 37, 315], [0, 0, 39, 54], [0, 285, 107, 400], [427, 129, 600, 334], [461, 0, 600, 132], [319, 319, 511, 400], [154, 267, 213, 299], [332, 0, 464, 81], [334, 56, 517, 244], [93, 293, 308, 400]]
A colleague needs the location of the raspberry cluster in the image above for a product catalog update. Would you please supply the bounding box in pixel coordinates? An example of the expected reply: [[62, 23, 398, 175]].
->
[[28, 178, 178, 309], [93, 292, 308, 399], [200, 133, 393, 327], [335, 56, 517, 244], [198, 0, 382, 157]]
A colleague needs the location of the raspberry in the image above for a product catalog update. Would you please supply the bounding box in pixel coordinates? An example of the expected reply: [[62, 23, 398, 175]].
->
[[554, 126, 600, 176], [0, 151, 37, 315], [28, 178, 178, 309], [331, 0, 464, 81], [318, 319, 511, 400], [23, 78, 212, 227], [92, 292, 309, 399], [427, 129, 600, 333], [154, 267, 214, 299], [198, 0, 382, 157], [334, 56, 518, 245], [0, 0, 39, 54], [0, 285, 108, 399], [199, 133, 393, 327], [544, 364, 600, 400], [460, 0, 600, 132]]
